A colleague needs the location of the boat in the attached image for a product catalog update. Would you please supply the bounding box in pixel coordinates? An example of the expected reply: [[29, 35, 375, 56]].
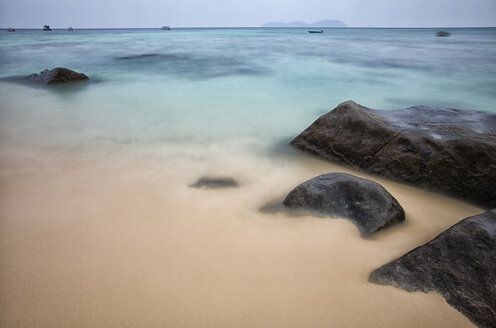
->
[[308, 30, 323, 34], [43, 25, 52, 31], [67, 27, 74, 32], [162, 26, 171, 30], [7, 27, 15, 32], [437, 30, 450, 37]]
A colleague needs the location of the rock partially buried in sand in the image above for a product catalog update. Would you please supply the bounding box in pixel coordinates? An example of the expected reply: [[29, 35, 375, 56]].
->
[[25, 67, 89, 84], [290, 100, 496, 207], [369, 209, 496, 328], [190, 177, 239, 189], [282, 173, 405, 235]]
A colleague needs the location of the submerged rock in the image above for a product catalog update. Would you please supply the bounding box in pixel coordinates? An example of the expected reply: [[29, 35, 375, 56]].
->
[[290, 101, 496, 207], [369, 209, 496, 328], [118, 53, 162, 60], [282, 173, 405, 235], [25, 68, 89, 84], [117, 53, 186, 60], [190, 177, 239, 189]]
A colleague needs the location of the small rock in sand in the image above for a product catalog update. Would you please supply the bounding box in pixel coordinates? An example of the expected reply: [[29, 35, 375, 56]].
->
[[190, 177, 239, 189]]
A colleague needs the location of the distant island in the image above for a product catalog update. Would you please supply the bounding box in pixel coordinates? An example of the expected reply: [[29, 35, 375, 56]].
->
[[262, 19, 347, 28]]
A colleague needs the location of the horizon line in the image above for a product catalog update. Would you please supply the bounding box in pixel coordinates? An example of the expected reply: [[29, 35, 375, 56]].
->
[[3, 26, 496, 29]]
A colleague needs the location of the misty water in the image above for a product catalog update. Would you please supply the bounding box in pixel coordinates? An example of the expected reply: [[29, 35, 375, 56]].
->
[[0, 28, 495, 327], [1, 28, 495, 152]]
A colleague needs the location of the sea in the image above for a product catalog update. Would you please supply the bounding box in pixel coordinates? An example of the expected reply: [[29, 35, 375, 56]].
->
[[0, 28, 495, 153], [0, 28, 494, 327]]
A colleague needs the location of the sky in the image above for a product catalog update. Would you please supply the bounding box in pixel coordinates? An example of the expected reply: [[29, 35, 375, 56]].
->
[[1, 0, 495, 28]]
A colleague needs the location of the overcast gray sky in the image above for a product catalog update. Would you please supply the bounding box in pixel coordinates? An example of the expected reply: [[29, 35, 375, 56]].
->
[[1, 0, 495, 28]]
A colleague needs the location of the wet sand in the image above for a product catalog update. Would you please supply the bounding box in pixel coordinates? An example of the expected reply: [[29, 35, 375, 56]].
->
[[0, 144, 481, 327]]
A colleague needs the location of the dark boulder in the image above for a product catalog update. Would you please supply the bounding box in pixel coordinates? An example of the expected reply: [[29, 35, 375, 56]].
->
[[369, 209, 496, 328], [190, 177, 239, 189], [282, 173, 405, 235], [25, 68, 89, 84], [290, 101, 496, 207]]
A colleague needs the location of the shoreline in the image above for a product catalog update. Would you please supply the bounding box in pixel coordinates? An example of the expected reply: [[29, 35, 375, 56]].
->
[[0, 144, 481, 327], [2, 27, 494, 327]]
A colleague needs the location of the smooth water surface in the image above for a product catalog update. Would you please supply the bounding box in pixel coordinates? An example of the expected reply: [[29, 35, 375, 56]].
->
[[1, 28, 495, 153]]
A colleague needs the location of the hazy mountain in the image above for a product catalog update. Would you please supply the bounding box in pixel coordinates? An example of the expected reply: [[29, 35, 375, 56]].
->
[[262, 19, 347, 28]]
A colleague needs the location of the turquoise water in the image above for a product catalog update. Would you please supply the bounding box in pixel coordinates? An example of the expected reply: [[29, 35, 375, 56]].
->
[[1, 28, 495, 153]]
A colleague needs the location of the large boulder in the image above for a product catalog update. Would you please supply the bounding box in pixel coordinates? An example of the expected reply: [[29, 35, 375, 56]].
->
[[291, 101, 496, 207], [282, 173, 405, 235], [25, 67, 89, 84], [369, 209, 496, 328]]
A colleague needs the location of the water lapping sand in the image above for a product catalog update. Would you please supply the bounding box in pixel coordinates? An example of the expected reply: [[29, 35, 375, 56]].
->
[[0, 143, 481, 327]]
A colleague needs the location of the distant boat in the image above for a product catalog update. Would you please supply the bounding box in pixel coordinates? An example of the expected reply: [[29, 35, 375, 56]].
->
[[437, 30, 450, 37], [43, 25, 52, 31], [308, 30, 323, 34], [7, 27, 15, 32], [162, 26, 171, 30], [67, 27, 74, 32]]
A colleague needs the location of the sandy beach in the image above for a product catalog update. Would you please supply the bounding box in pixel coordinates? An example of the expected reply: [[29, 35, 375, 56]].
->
[[0, 144, 481, 327]]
